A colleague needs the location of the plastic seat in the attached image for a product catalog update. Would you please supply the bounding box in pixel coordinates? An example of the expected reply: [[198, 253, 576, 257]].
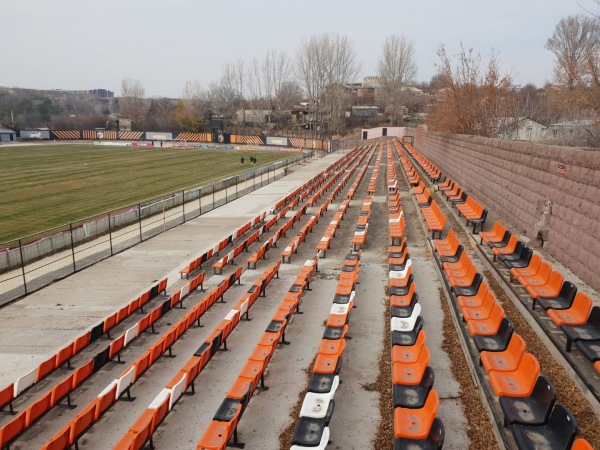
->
[[487, 230, 511, 249], [452, 273, 484, 297], [433, 230, 456, 253], [511, 404, 577, 450], [41, 424, 72, 450], [510, 253, 542, 282], [526, 271, 565, 304], [439, 245, 464, 263], [491, 236, 520, 259], [473, 318, 514, 352], [0, 411, 27, 449], [308, 373, 339, 399], [503, 246, 533, 269], [392, 347, 430, 385], [456, 282, 489, 309], [291, 417, 330, 449], [534, 281, 577, 311], [391, 284, 417, 308], [488, 352, 540, 397], [391, 294, 419, 319], [197, 420, 232, 449], [480, 333, 526, 373], [393, 390, 439, 439], [499, 375, 556, 425], [497, 240, 525, 262], [561, 306, 600, 352], [393, 417, 444, 450], [547, 292, 592, 326], [571, 438, 594, 450], [479, 221, 504, 245], [393, 366, 435, 408], [517, 262, 552, 288], [466, 303, 504, 336], [392, 331, 427, 364], [461, 291, 497, 322], [391, 303, 422, 332], [442, 251, 471, 272], [447, 265, 478, 288]]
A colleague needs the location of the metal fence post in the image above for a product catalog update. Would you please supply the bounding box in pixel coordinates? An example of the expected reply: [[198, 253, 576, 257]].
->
[[182, 190, 186, 223], [18, 239, 28, 295], [212, 184, 215, 208], [138, 204, 143, 242], [69, 223, 77, 272], [108, 212, 114, 255], [236, 176, 238, 198], [199, 188, 202, 215]]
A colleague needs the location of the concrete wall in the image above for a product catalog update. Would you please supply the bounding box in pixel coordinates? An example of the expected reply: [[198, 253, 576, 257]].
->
[[361, 127, 407, 140], [414, 129, 600, 291]]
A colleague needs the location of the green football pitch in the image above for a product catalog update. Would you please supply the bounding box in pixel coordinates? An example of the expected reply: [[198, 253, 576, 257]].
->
[[0, 143, 292, 244]]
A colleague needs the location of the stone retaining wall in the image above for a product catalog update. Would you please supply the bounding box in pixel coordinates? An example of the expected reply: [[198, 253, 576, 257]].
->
[[414, 129, 600, 290]]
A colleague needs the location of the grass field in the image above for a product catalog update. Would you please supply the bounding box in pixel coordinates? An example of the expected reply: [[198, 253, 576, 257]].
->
[[0, 143, 292, 243]]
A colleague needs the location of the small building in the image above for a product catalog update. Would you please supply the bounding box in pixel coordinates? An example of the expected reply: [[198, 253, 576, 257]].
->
[[0, 129, 17, 142], [497, 117, 548, 142], [352, 106, 379, 117], [235, 110, 271, 126]]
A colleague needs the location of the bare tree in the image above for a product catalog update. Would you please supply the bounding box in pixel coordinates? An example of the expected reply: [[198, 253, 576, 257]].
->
[[176, 80, 207, 131], [120, 78, 146, 127], [427, 44, 518, 137], [545, 15, 600, 90], [296, 33, 360, 137], [378, 33, 418, 125]]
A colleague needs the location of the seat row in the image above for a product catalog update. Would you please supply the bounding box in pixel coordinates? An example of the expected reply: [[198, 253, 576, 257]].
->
[[479, 222, 600, 373], [111, 261, 282, 450], [402, 142, 488, 234], [289, 145, 380, 448], [180, 211, 266, 279], [433, 229, 592, 450], [39, 266, 245, 450], [247, 207, 292, 269], [193, 146, 375, 449], [400, 138, 597, 449], [290, 250, 360, 449], [386, 148, 445, 450], [1, 267, 202, 449], [0, 277, 167, 421], [395, 149, 446, 239]]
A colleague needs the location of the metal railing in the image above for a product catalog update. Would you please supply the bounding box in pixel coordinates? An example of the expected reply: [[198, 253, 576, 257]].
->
[[0, 153, 312, 305]]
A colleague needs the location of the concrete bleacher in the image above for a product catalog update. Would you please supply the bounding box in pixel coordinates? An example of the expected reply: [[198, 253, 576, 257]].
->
[[0, 153, 346, 389]]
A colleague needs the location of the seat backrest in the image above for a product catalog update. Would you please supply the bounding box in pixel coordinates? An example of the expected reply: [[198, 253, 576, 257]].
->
[[547, 271, 565, 290], [498, 318, 514, 340], [512, 240, 524, 254], [548, 404, 578, 442], [531, 375, 556, 408], [518, 353, 540, 379], [536, 262, 553, 280], [557, 281, 577, 302], [507, 333, 527, 357], [572, 293, 592, 317], [519, 246, 533, 263], [499, 230, 511, 245], [524, 254, 542, 273], [587, 306, 600, 325], [488, 304, 505, 325]]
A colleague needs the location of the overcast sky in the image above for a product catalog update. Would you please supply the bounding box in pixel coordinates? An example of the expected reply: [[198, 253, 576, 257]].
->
[[0, 0, 595, 98]]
